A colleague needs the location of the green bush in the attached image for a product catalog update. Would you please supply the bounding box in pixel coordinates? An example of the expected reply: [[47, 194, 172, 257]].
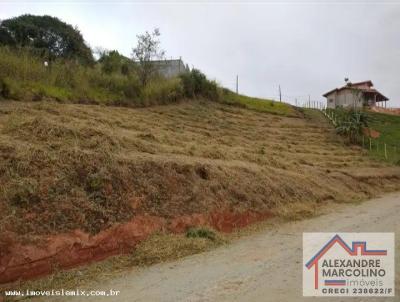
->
[[98, 50, 135, 76], [141, 78, 184, 106], [0, 78, 10, 98], [122, 76, 141, 99], [0, 46, 223, 107], [186, 227, 216, 241], [334, 109, 370, 144], [0, 47, 47, 82], [0, 47, 142, 104], [180, 69, 219, 100], [0, 77, 23, 99]]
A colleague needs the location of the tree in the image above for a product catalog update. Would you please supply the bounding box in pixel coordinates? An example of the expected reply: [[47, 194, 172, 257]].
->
[[132, 28, 165, 86], [0, 26, 15, 46], [97, 50, 134, 75], [0, 14, 94, 64], [99, 50, 121, 74]]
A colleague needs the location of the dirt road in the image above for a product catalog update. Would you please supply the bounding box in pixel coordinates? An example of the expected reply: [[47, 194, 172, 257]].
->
[[54, 193, 400, 301]]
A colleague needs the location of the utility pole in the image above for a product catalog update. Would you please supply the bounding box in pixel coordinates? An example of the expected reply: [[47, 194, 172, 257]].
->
[[236, 75, 239, 94], [279, 85, 282, 102]]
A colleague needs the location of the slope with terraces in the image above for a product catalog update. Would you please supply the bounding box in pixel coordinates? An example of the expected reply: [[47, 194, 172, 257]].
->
[[0, 99, 399, 283]]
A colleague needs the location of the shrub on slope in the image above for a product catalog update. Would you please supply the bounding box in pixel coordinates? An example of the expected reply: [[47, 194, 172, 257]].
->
[[0, 46, 296, 118]]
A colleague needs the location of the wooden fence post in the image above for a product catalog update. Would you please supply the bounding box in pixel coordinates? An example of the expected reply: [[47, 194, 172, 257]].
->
[[369, 138, 372, 151], [384, 144, 387, 159]]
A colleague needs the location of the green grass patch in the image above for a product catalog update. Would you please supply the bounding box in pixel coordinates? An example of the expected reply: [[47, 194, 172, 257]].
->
[[366, 111, 400, 147], [301, 108, 329, 122], [186, 227, 217, 241], [364, 111, 400, 164], [221, 90, 297, 117], [326, 108, 400, 164]]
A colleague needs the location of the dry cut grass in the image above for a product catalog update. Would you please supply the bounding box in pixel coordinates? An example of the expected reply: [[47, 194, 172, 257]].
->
[[0, 99, 399, 240]]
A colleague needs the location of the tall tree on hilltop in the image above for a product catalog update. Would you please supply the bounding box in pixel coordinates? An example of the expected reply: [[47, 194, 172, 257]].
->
[[132, 28, 165, 86], [0, 14, 94, 64]]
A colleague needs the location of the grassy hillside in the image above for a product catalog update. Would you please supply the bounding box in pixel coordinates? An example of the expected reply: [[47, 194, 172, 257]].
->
[[221, 90, 297, 117], [367, 111, 400, 147], [365, 111, 400, 164], [325, 108, 400, 164], [0, 46, 296, 117], [0, 46, 184, 106], [1, 100, 399, 239]]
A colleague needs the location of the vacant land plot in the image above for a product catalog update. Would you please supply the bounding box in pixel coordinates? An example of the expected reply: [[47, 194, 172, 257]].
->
[[0, 99, 399, 284], [1, 100, 399, 236]]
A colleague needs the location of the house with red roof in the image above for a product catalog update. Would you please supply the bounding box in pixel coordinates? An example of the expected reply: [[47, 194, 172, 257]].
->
[[323, 80, 388, 109]]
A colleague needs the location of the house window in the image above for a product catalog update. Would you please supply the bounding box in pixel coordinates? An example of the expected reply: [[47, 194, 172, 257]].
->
[[328, 99, 334, 103]]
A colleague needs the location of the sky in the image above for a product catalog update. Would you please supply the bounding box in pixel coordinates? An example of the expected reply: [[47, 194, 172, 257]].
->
[[1, 0, 399, 107]]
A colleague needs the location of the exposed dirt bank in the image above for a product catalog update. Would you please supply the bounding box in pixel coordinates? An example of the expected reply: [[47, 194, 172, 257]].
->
[[48, 192, 400, 302], [0, 210, 271, 284]]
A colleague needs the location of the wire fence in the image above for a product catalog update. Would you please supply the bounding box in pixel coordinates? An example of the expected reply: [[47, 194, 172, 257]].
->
[[306, 105, 400, 164], [359, 135, 400, 163]]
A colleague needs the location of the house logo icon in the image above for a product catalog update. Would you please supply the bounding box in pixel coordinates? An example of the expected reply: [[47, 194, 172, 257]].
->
[[302, 233, 394, 297]]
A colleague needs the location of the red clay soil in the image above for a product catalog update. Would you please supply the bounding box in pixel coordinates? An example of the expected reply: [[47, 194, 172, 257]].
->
[[362, 127, 381, 139], [0, 210, 272, 284]]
